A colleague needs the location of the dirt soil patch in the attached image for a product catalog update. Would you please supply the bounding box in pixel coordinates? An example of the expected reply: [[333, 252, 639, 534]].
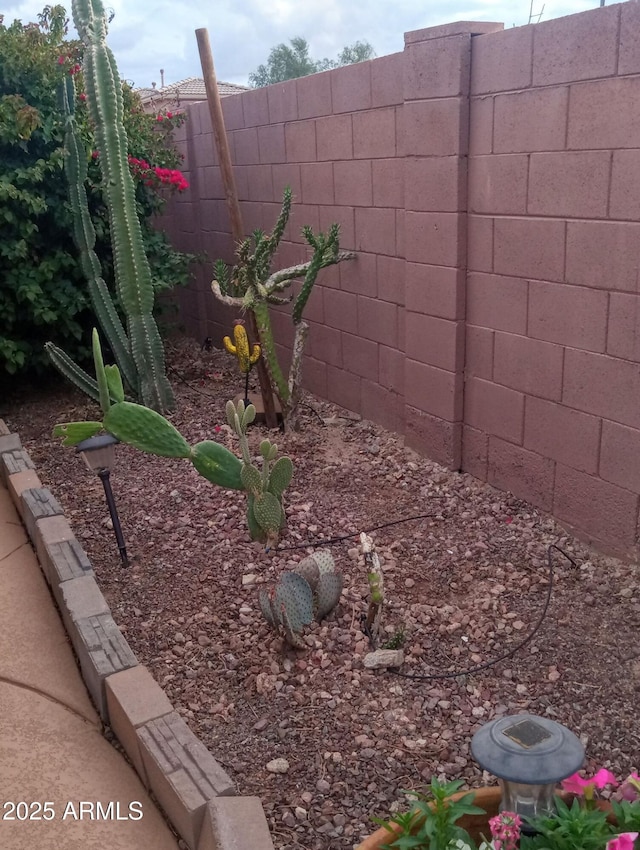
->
[[4, 337, 639, 850]]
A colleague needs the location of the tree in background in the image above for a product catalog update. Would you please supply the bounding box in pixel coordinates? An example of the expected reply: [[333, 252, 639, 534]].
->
[[0, 5, 194, 381], [248, 36, 375, 87]]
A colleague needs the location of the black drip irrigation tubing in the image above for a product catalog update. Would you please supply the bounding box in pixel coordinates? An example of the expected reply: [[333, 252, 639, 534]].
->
[[277, 515, 579, 683]]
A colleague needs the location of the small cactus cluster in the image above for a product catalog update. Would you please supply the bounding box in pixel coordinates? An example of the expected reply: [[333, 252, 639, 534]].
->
[[223, 320, 261, 374], [225, 399, 292, 547], [258, 550, 343, 648]]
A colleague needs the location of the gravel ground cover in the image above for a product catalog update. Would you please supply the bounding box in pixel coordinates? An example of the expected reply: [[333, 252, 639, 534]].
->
[[4, 337, 639, 850]]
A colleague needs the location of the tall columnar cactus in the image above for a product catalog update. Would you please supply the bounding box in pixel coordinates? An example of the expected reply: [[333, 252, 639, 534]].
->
[[211, 188, 355, 428], [46, 0, 174, 413], [258, 550, 343, 648]]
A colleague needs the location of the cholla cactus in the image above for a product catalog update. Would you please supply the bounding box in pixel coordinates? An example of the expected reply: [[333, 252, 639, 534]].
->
[[258, 550, 343, 648]]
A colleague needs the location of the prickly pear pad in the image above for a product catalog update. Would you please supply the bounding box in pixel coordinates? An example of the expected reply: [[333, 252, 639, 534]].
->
[[190, 441, 244, 490], [104, 401, 191, 457]]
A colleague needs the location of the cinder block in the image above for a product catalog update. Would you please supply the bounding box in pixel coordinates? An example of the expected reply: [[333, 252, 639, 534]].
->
[[524, 397, 600, 475], [469, 96, 493, 156], [0, 431, 21, 455], [357, 296, 398, 347], [106, 666, 174, 782], [563, 348, 640, 429], [468, 154, 527, 215], [0, 448, 34, 485], [20, 486, 62, 539], [494, 87, 568, 154], [331, 61, 372, 114], [379, 345, 405, 393], [316, 114, 353, 161], [467, 215, 493, 274], [230, 128, 258, 166], [373, 159, 404, 209], [406, 156, 466, 213], [198, 797, 274, 850], [326, 365, 362, 413], [609, 150, 640, 221], [355, 207, 396, 257], [353, 108, 396, 159], [493, 332, 563, 402], [493, 218, 564, 283], [404, 406, 462, 470], [406, 313, 463, 372], [371, 52, 404, 107], [566, 220, 640, 293], [532, 4, 619, 86], [240, 87, 269, 128], [341, 333, 379, 381], [0, 419, 10, 435], [284, 121, 316, 163], [568, 76, 640, 150], [7, 471, 42, 517], [300, 355, 327, 398], [462, 424, 488, 480], [465, 325, 494, 380], [296, 72, 332, 120], [404, 211, 463, 267], [377, 255, 405, 305], [257, 124, 286, 165], [361, 381, 402, 433], [404, 34, 471, 100], [468, 274, 522, 339], [339, 251, 376, 296], [405, 359, 462, 421], [554, 463, 639, 554], [471, 26, 533, 94], [607, 293, 640, 362], [599, 421, 640, 493], [308, 324, 342, 367], [403, 99, 466, 158], [266, 81, 297, 124], [272, 163, 301, 198], [323, 289, 358, 334], [528, 281, 607, 353], [488, 437, 554, 512], [528, 151, 609, 219], [33, 514, 91, 587], [300, 162, 334, 205], [464, 376, 524, 444], [137, 712, 234, 849], [619, 0, 640, 75], [334, 160, 372, 207], [220, 94, 244, 131], [70, 613, 138, 719]]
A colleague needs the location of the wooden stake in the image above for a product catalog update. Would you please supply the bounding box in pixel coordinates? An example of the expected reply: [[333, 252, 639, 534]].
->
[[195, 28, 278, 428]]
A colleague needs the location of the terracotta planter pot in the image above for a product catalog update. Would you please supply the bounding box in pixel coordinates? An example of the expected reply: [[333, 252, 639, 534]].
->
[[356, 788, 617, 850], [356, 787, 502, 850]]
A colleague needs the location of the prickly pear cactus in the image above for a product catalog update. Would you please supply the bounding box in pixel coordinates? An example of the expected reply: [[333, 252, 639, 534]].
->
[[259, 552, 343, 647]]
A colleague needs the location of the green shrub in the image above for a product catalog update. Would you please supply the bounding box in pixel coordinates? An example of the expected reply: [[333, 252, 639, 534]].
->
[[0, 4, 195, 380]]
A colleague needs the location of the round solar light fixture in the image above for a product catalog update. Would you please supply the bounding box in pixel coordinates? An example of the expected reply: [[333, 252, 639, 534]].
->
[[471, 714, 585, 821]]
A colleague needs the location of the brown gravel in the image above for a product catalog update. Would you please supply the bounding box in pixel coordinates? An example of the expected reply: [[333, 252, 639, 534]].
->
[[4, 337, 640, 850]]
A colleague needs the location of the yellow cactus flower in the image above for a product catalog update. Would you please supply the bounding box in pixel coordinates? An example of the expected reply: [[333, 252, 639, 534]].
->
[[223, 322, 261, 374]]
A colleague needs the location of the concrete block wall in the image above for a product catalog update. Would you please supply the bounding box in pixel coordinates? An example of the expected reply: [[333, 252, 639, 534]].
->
[[465, 1, 640, 556], [163, 2, 640, 558]]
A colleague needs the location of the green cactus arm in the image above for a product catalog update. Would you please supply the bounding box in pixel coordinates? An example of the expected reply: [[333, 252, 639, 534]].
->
[[252, 301, 289, 405], [262, 186, 291, 267], [45, 342, 102, 405], [87, 278, 137, 394], [92, 328, 111, 415]]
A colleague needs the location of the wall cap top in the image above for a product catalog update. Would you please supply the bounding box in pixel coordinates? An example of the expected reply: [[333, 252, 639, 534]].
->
[[404, 21, 504, 44]]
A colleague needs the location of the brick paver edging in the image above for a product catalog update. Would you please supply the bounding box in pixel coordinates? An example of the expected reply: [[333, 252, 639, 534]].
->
[[0, 422, 275, 850]]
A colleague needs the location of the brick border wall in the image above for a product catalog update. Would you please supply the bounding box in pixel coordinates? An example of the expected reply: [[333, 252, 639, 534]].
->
[[0, 421, 274, 850], [162, 3, 640, 560]]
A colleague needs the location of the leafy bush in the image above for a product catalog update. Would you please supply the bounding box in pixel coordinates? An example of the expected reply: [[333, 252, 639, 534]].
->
[[0, 5, 195, 380]]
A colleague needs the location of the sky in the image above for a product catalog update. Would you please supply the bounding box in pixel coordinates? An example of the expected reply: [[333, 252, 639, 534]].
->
[[4, 0, 605, 90]]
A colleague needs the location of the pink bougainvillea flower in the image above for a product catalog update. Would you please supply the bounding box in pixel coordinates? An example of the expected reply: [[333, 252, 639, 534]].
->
[[606, 833, 639, 850], [214, 425, 221, 433], [156, 114, 164, 122], [166, 111, 173, 118], [91, 150, 99, 159], [562, 769, 618, 798], [57, 55, 65, 65], [78, 92, 87, 102]]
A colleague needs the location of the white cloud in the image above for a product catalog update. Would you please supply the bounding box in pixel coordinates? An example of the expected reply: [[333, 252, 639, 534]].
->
[[2, 0, 608, 88]]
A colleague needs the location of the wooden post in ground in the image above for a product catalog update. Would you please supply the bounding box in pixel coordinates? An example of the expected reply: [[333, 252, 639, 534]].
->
[[195, 28, 278, 428]]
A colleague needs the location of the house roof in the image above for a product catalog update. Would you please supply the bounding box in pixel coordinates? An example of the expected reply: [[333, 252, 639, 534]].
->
[[135, 76, 249, 104]]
